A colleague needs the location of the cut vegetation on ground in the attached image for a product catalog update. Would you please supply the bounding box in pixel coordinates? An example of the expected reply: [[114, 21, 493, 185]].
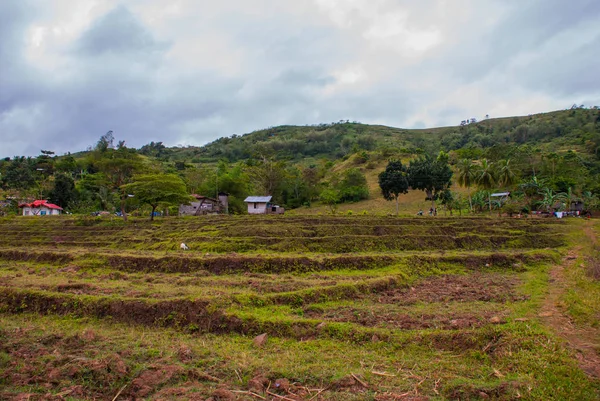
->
[[0, 216, 599, 400]]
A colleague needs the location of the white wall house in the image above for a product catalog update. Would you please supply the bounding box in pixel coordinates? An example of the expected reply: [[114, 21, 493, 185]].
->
[[19, 200, 63, 216], [244, 196, 284, 215]]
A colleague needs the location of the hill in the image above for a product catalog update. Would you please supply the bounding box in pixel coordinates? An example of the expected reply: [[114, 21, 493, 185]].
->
[[1, 107, 600, 216], [161, 108, 600, 164]]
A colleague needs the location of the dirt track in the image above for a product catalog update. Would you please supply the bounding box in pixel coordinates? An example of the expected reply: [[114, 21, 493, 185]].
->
[[540, 223, 600, 379]]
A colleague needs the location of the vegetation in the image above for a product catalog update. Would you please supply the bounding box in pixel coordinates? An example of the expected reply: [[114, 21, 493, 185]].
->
[[0, 215, 598, 399], [2, 108, 600, 217], [122, 174, 191, 220], [378, 160, 409, 215]]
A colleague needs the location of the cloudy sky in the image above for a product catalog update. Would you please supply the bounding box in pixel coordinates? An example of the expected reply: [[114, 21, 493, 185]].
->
[[1, 0, 600, 157]]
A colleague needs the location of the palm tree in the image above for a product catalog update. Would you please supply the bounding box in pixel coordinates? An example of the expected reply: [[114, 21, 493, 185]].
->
[[544, 152, 560, 179], [456, 159, 477, 211], [476, 159, 496, 212], [496, 159, 517, 188]]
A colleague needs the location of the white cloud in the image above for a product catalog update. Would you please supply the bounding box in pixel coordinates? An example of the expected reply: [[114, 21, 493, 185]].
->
[[1, 0, 600, 157]]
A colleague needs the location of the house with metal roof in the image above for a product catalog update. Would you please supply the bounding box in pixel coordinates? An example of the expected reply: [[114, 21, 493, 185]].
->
[[244, 196, 284, 215], [19, 200, 63, 216], [179, 193, 229, 216]]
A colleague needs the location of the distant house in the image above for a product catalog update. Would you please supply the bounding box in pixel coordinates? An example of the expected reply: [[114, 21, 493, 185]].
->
[[179, 193, 229, 216], [19, 200, 63, 216], [244, 196, 284, 215], [571, 200, 584, 212]]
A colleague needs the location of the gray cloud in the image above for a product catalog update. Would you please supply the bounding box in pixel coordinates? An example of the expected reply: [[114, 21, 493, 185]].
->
[[76, 6, 167, 57], [1, 0, 600, 157]]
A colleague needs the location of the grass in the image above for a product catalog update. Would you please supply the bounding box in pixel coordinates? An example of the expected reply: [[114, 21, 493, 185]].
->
[[561, 220, 600, 327], [0, 215, 598, 400]]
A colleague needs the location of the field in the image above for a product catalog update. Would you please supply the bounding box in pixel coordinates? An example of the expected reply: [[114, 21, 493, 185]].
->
[[0, 215, 599, 400]]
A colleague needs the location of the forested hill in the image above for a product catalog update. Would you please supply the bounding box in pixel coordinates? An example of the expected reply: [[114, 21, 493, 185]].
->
[[2, 107, 600, 216], [158, 107, 600, 163]]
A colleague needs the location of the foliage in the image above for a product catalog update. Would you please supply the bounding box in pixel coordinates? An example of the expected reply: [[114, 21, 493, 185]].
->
[[337, 168, 369, 202], [378, 160, 409, 215], [48, 173, 77, 209], [319, 189, 341, 214], [122, 174, 191, 220], [94, 147, 144, 220], [407, 151, 453, 207]]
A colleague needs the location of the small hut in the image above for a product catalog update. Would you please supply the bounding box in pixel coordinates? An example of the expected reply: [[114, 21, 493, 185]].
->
[[244, 196, 284, 215]]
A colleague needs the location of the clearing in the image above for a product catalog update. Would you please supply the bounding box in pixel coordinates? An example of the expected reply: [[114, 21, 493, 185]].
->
[[0, 215, 598, 400]]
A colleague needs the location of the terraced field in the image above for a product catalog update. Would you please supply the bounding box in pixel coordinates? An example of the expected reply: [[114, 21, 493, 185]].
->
[[0, 216, 598, 400]]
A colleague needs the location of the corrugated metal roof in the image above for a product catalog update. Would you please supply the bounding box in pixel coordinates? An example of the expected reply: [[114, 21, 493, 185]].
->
[[18, 200, 63, 210], [490, 192, 510, 197], [244, 196, 272, 203]]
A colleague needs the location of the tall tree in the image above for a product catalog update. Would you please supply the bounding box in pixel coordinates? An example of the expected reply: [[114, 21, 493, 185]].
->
[[122, 174, 191, 221], [496, 159, 517, 188], [378, 160, 409, 215], [96, 148, 143, 221], [247, 157, 286, 198], [456, 159, 477, 211], [49, 173, 77, 209], [407, 152, 453, 209], [476, 159, 497, 212], [2, 157, 36, 190]]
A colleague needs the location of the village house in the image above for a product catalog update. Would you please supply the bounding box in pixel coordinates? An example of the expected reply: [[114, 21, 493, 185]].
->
[[179, 193, 229, 216], [19, 200, 63, 216], [244, 196, 285, 215]]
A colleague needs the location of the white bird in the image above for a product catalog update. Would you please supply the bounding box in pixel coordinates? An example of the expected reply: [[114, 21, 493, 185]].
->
[[180, 243, 189, 250]]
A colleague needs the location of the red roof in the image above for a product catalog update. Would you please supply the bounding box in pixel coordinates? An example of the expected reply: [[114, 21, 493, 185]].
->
[[19, 200, 63, 210]]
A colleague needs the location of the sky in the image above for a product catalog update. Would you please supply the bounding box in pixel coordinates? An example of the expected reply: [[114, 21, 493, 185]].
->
[[1, 0, 600, 157]]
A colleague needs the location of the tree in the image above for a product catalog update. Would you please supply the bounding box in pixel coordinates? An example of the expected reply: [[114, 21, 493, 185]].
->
[[96, 131, 114, 152], [319, 188, 340, 214], [496, 159, 517, 188], [247, 157, 286, 198], [49, 173, 77, 209], [2, 157, 36, 190], [582, 191, 600, 211], [438, 189, 455, 215], [476, 159, 496, 212], [407, 152, 453, 209], [95, 148, 143, 221], [338, 168, 369, 202], [518, 176, 546, 212], [122, 174, 191, 221], [558, 186, 579, 211], [378, 160, 409, 215], [456, 159, 477, 211], [539, 187, 565, 212]]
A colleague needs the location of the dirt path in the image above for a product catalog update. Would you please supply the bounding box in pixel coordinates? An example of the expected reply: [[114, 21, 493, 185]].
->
[[539, 223, 600, 379]]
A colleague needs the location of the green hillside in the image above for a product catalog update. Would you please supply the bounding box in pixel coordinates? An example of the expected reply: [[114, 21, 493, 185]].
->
[[163, 108, 600, 164], [1, 107, 600, 216]]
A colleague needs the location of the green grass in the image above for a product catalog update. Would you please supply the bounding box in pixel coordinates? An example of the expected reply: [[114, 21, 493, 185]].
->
[[0, 215, 598, 400]]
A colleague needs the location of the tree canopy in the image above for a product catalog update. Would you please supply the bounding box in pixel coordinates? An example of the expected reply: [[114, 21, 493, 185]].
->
[[407, 152, 453, 208], [122, 174, 191, 220], [378, 160, 409, 215]]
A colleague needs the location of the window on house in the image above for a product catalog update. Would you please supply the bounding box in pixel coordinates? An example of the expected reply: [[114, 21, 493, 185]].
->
[[254, 202, 257, 209], [272, 207, 277, 212]]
